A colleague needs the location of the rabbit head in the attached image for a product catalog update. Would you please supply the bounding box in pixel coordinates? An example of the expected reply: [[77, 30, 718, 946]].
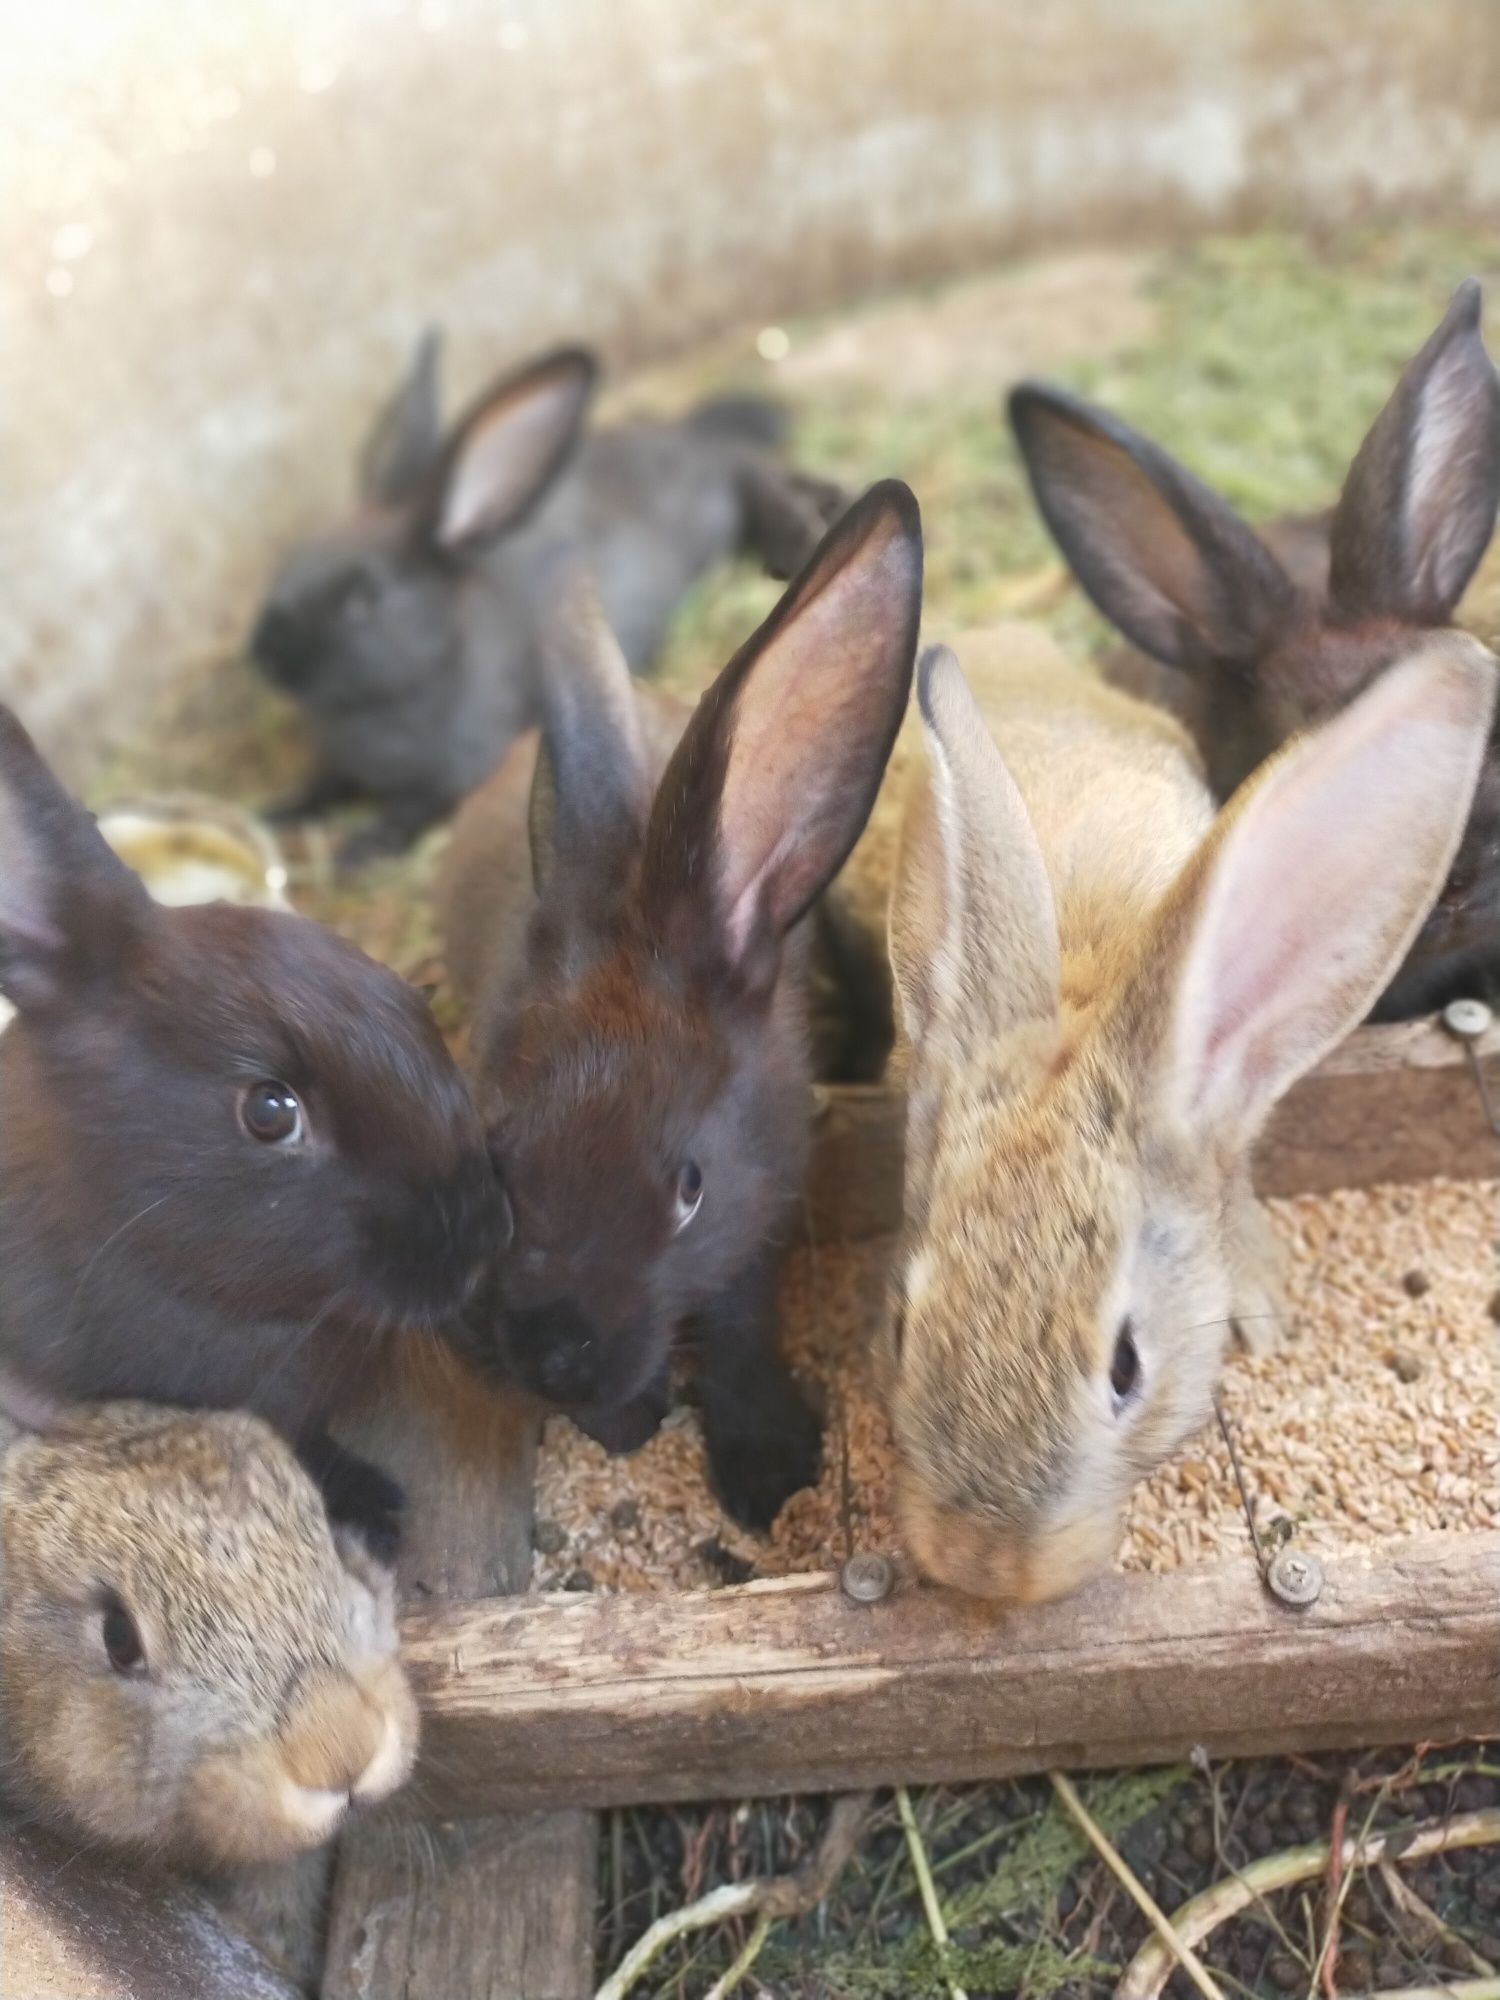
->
[[0, 1402, 417, 1870], [1009, 281, 1500, 1016], [0, 708, 497, 1377], [250, 335, 598, 712], [462, 484, 922, 1419], [885, 632, 1496, 1603]]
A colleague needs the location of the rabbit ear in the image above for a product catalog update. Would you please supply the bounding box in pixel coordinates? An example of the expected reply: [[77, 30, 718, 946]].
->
[[640, 480, 922, 993], [0, 709, 155, 1014], [1136, 631, 1497, 1148], [891, 646, 1060, 1055], [1008, 383, 1298, 673], [1329, 281, 1500, 624], [428, 346, 599, 550], [529, 563, 651, 901], [358, 327, 445, 506]]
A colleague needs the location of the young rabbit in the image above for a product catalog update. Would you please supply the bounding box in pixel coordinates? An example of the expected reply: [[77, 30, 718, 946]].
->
[[438, 481, 923, 1529], [0, 706, 498, 1552], [0, 1399, 417, 1870], [250, 332, 843, 867], [1008, 279, 1500, 1019], [885, 626, 1496, 1604]]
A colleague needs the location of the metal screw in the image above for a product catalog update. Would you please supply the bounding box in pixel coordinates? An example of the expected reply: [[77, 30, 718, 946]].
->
[[840, 1552, 894, 1604], [1443, 997, 1494, 1040], [1266, 1548, 1324, 1607]]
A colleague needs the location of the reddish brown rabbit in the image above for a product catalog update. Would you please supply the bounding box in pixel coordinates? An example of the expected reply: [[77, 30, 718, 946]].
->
[[1009, 280, 1500, 1018], [0, 707, 498, 1553], [439, 483, 923, 1529]]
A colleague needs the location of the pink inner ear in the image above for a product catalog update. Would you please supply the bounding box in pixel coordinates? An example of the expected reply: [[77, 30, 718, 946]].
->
[[438, 372, 583, 546], [1177, 648, 1491, 1131], [713, 525, 914, 951], [1406, 341, 1490, 598]]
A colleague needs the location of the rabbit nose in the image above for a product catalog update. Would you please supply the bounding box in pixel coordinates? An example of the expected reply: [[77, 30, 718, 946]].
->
[[351, 1704, 416, 1805], [250, 605, 317, 688], [507, 1300, 600, 1405]]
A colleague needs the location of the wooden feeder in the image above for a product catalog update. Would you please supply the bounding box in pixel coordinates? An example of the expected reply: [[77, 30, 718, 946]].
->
[[307, 1015, 1498, 1997]]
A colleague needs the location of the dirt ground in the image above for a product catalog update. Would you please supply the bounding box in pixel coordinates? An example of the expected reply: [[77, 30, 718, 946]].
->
[[94, 224, 1500, 1999]]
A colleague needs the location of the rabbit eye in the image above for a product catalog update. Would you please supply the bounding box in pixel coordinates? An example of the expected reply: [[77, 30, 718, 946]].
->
[[240, 1080, 305, 1146], [674, 1160, 704, 1233], [1109, 1317, 1141, 1410], [100, 1596, 145, 1675]]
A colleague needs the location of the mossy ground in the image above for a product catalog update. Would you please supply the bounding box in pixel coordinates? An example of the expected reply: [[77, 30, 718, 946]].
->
[[98, 222, 1500, 996]]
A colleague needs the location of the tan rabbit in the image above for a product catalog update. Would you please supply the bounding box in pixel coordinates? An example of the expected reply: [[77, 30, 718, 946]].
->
[[885, 625, 1497, 1604], [0, 1401, 418, 1869]]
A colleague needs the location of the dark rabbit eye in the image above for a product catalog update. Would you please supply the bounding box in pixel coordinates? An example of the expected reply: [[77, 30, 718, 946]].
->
[[1109, 1317, 1141, 1410], [240, 1080, 305, 1146], [674, 1160, 704, 1233], [100, 1596, 145, 1675]]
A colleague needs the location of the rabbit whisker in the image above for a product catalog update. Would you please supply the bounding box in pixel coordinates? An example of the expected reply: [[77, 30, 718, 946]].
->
[[70, 1194, 175, 1310]]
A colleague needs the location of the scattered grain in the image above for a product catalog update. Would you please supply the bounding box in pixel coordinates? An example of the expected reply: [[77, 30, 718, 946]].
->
[[533, 1178, 1498, 1590]]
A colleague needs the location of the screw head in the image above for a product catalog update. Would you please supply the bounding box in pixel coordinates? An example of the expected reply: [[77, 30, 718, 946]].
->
[[1443, 997, 1494, 1040], [1267, 1548, 1324, 1607], [840, 1552, 895, 1604]]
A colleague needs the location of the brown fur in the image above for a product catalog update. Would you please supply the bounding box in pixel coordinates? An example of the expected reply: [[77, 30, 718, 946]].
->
[[0, 1403, 416, 1870], [438, 487, 923, 1528], [1010, 281, 1500, 1018], [886, 627, 1495, 1603]]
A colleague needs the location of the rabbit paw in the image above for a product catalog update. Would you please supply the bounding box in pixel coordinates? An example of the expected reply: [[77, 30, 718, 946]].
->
[[707, 1383, 823, 1534], [571, 1376, 672, 1456], [301, 1438, 407, 1563]]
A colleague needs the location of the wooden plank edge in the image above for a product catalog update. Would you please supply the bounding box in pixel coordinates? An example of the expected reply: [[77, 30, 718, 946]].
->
[[396, 1531, 1499, 1814], [805, 1019, 1500, 1239]]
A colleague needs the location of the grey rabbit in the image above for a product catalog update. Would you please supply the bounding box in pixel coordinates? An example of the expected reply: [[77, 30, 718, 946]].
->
[[251, 331, 845, 867]]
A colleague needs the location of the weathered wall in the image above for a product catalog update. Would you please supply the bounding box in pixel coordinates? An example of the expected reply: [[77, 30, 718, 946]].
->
[[3, 0, 1499, 765]]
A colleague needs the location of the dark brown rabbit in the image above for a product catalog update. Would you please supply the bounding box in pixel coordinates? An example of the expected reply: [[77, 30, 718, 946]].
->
[[251, 331, 844, 867], [1009, 279, 1500, 1019], [0, 708, 498, 1552], [438, 482, 923, 1529]]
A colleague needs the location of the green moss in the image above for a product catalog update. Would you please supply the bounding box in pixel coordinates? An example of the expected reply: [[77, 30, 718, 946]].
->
[[655, 223, 1498, 695]]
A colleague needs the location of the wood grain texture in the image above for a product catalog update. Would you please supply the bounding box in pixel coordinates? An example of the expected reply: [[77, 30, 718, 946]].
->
[[321, 1345, 596, 2000], [804, 1020, 1500, 1240], [395, 1532, 1499, 1814], [1, 1814, 302, 2000], [320, 1814, 594, 2000]]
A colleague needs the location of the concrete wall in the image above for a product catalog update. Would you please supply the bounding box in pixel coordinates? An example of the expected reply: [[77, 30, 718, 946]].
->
[[3, 0, 1499, 764]]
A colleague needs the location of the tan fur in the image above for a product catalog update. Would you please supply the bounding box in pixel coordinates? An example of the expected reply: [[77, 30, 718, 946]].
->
[[0, 1403, 418, 1870], [888, 625, 1495, 1604]]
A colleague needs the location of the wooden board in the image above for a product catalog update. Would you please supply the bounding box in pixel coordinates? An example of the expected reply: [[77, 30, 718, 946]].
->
[[803, 1017, 1500, 1241], [1, 1814, 302, 2000], [394, 1532, 1498, 1815], [320, 1346, 596, 2000]]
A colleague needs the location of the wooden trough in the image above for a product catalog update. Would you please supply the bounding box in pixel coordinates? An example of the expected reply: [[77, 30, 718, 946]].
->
[[301, 1013, 1499, 1997], [390, 1013, 1499, 1818]]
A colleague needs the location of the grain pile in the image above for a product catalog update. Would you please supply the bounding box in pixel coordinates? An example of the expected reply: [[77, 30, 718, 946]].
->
[[530, 1177, 1498, 1592]]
